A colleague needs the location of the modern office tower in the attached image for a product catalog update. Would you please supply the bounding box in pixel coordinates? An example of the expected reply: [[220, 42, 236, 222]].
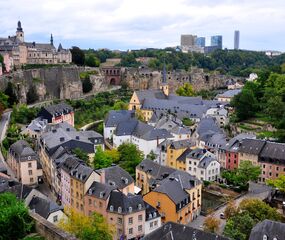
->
[[211, 35, 223, 49], [195, 37, 206, 47], [180, 34, 197, 48], [234, 30, 240, 50]]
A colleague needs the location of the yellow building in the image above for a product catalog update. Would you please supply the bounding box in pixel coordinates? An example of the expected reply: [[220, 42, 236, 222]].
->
[[70, 164, 100, 214], [166, 140, 194, 170], [143, 170, 202, 224]]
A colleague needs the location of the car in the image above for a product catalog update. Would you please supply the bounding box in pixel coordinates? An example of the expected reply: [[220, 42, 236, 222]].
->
[[220, 213, 225, 219]]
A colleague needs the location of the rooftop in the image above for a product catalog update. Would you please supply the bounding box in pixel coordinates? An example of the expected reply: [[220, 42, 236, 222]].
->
[[9, 140, 39, 162]]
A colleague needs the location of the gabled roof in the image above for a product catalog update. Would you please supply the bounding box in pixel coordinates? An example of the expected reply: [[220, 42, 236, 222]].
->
[[142, 221, 230, 240], [39, 102, 73, 117], [9, 140, 39, 162], [29, 196, 63, 219], [135, 90, 167, 102], [249, 219, 285, 240], [86, 181, 116, 200], [196, 117, 221, 138], [99, 165, 134, 189], [104, 110, 135, 128], [70, 163, 94, 183], [176, 148, 192, 163], [239, 138, 266, 155], [186, 148, 207, 160], [216, 89, 241, 98], [169, 139, 193, 150], [145, 201, 160, 221], [260, 141, 285, 163], [60, 156, 82, 174], [198, 156, 217, 169], [107, 190, 145, 214]]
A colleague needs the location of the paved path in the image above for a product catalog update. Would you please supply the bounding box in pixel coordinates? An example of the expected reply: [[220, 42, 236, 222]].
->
[[187, 182, 271, 233]]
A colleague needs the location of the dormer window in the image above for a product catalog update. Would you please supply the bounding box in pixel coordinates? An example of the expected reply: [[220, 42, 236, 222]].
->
[[110, 205, 114, 212], [129, 207, 132, 213], [138, 204, 142, 210], [118, 207, 122, 213]]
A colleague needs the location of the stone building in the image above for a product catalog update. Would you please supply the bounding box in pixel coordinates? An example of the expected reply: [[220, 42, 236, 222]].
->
[[0, 21, 71, 67]]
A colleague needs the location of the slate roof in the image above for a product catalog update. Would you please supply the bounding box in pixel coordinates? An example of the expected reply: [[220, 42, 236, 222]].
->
[[60, 155, 82, 174], [137, 159, 176, 181], [104, 110, 135, 128], [176, 148, 192, 163], [169, 139, 193, 150], [135, 90, 167, 102], [221, 133, 256, 152], [25, 117, 48, 133], [0, 177, 32, 200], [249, 219, 285, 240], [239, 138, 266, 155], [86, 181, 116, 200], [142, 222, 230, 240], [29, 196, 63, 219], [145, 201, 160, 221], [198, 157, 217, 169], [99, 165, 134, 189], [107, 190, 145, 214], [70, 163, 94, 183], [196, 117, 222, 138], [260, 141, 285, 163], [9, 140, 39, 162], [39, 102, 73, 118], [186, 148, 207, 160], [216, 89, 241, 98], [26, 42, 56, 51]]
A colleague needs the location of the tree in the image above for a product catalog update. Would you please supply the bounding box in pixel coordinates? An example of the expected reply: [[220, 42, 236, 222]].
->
[[224, 212, 255, 240], [146, 150, 157, 160], [118, 143, 144, 177], [203, 216, 220, 233], [267, 175, 285, 193], [82, 77, 93, 93], [85, 53, 100, 67], [72, 148, 90, 165], [0, 92, 9, 117], [113, 101, 128, 110], [176, 83, 195, 97], [93, 146, 113, 169], [58, 207, 114, 240], [26, 85, 39, 104], [70, 46, 85, 65], [0, 192, 34, 240], [4, 82, 18, 107], [135, 109, 145, 122], [224, 201, 237, 219], [238, 160, 261, 183], [231, 89, 258, 121]]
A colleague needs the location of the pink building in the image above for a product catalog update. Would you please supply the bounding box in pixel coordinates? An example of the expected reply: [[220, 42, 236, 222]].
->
[[0, 53, 13, 73]]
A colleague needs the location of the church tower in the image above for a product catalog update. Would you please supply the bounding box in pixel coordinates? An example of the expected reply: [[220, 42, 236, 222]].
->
[[16, 21, 24, 42], [50, 34, 54, 46], [160, 61, 169, 96]]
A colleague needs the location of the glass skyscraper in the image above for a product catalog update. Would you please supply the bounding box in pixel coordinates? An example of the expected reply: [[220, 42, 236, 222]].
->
[[195, 37, 206, 47], [211, 35, 222, 49], [234, 30, 240, 50]]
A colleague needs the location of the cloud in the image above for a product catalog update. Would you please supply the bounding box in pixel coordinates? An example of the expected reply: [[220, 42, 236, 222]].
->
[[0, 0, 284, 51]]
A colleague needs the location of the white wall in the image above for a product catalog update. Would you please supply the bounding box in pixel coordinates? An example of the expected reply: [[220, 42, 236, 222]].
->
[[104, 125, 115, 139], [113, 135, 131, 148], [47, 210, 66, 224], [144, 217, 162, 235]]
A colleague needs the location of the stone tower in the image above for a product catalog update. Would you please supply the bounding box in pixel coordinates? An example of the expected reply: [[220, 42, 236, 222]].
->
[[16, 21, 24, 42], [160, 62, 169, 96]]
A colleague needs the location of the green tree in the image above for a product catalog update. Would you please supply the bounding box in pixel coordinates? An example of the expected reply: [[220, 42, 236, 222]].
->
[[267, 175, 285, 193], [26, 85, 39, 104], [71, 46, 85, 65], [72, 148, 90, 165], [93, 146, 113, 169], [113, 101, 128, 110], [58, 207, 114, 240], [0, 92, 9, 117], [231, 89, 258, 121], [203, 216, 220, 233], [238, 160, 261, 183], [146, 150, 157, 160], [82, 77, 93, 93], [85, 53, 100, 67], [4, 82, 18, 107], [176, 83, 195, 97], [118, 143, 144, 177], [0, 192, 34, 240]]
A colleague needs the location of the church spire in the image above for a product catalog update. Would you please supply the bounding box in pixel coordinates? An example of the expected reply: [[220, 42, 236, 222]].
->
[[50, 34, 53, 45], [17, 20, 23, 31]]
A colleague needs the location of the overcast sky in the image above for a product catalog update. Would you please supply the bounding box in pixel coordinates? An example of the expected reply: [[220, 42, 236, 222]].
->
[[0, 0, 284, 51]]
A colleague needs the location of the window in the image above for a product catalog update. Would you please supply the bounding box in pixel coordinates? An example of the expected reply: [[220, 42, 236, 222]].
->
[[129, 228, 133, 235], [94, 200, 96, 207], [99, 202, 103, 208], [53, 215, 58, 222], [88, 199, 92, 205], [154, 220, 158, 226], [118, 217, 123, 225], [28, 163, 32, 168], [28, 170, 33, 175], [138, 214, 143, 221], [138, 225, 142, 232], [30, 178, 33, 183], [128, 217, 133, 225], [150, 222, 153, 228]]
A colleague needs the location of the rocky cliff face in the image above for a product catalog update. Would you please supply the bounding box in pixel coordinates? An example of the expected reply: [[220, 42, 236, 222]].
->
[[123, 67, 244, 92], [0, 66, 108, 103]]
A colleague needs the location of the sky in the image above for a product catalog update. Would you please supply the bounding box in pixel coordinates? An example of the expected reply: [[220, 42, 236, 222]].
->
[[0, 0, 284, 51]]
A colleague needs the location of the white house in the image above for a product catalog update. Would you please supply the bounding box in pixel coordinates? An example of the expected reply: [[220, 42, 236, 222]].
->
[[206, 107, 228, 127], [144, 203, 162, 235], [185, 148, 220, 181]]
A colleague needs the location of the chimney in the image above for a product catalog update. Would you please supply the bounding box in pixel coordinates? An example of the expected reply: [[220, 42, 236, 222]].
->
[[157, 136, 159, 147], [60, 137, 65, 142]]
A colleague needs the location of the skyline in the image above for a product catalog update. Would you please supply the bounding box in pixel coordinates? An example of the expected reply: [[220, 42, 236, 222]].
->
[[0, 0, 284, 51]]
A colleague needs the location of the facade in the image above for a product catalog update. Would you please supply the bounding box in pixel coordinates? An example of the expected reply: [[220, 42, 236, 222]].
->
[[234, 30, 240, 50], [216, 89, 241, 102], [144, 202, 161, 235], [211, 35, 223, 49], [21, 118, 48, 138], [38, 103, 74, 126], [143, 170, 202, 224], [181, 35, 197, 48], [107, 190, 146, 240], [195, 37, 206, 48], [7, 140, 42, 185], [0, 21, 71, 66]]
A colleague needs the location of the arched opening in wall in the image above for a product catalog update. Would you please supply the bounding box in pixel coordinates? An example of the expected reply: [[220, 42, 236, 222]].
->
[[110, 78, 116, 85], [205, 75, 209, 82], [133, 105, 136, 110]]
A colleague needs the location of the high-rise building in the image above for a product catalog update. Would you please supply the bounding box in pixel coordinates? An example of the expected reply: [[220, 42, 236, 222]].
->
[[195, 37, 206, 47], [211, 35, 223, 49], [180, 34, 197, 48], [234, 30, 240, 50]]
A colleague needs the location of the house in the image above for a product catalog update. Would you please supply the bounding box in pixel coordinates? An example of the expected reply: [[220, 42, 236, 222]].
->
[[7, 140, 42, 186], [84, 181, 115, 217], [38, 103, 74, 126], [136, 159, 176, 195], [142, 221, 230, 240], [144, 202, 161, 235], [98, 165, 135, 195], [155, 139, 172, 166], [104, 110, 135, 140], [143, 170, 202, 224], [21, 117, 48, 138], [113, 119, 173, 156], [186, 148, 220, 181], [107, 190, 146, 240], [29, 196, 65, 224], [205, 106, 228, 127], [69, 163, 100, 214], [216, 89, 241, 102], [166, 139, 195, 171], [249, 219, 285, 240]]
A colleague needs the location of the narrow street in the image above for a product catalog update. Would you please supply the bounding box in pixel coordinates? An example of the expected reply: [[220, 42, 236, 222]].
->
[[187, 182, 271, 234]]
